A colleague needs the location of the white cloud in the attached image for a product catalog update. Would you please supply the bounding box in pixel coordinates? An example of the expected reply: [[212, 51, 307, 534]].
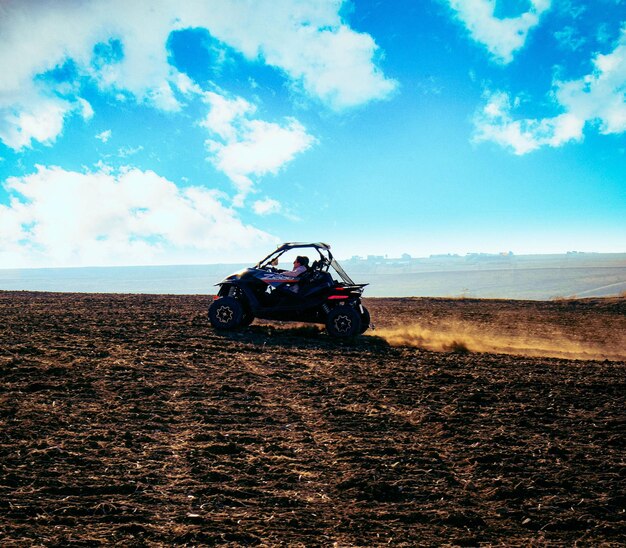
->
[[474, 27, 626, 153], [201, 92, 315, 203], [96, 129, 112, 143], [554, 26, 586, 52], [556, 0, 586, 20], [0, 1, 179, 150], [255, 18, 396, 109], [559, 28, 626, 135], [446, 0, 552, 63], [117, 145, 144, 158], [200, 92, 255, 142], [0, 165, 276, 268], [0, 95, 90, 150], [474, 91, 585, 154], [173, 72, 203, 96], [253, 198, 282, 216], [179, 1, 396, 110], [77, 98, 95, 120], [0, 0, 395, 150]]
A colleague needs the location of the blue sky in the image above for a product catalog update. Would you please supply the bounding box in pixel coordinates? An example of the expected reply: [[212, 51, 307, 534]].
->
[[0, 0, 624, 268]]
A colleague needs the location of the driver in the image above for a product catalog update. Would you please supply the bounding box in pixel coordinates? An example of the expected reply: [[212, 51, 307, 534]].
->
[[281, 256, 309, 277], [279, 256, 309, 293]]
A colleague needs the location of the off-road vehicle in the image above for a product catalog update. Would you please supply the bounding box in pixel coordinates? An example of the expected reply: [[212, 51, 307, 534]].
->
[[208, 242, 370, 337]]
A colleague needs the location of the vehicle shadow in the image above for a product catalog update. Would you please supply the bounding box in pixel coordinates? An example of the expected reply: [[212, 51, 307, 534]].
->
[[212, 323, 391, 350]]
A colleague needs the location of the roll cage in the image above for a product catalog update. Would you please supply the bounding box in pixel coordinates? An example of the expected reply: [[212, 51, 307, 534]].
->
[[255, 242, 356, 285]]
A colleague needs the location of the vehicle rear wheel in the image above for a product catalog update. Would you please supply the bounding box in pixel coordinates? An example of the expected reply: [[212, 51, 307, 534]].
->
[[359, 306, 371, 334], [326, 305, 361, 337], [208, 297, 244, 330]]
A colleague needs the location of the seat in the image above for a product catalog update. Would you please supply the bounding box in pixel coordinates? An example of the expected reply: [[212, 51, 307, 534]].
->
[[297, 271, 333, 298]]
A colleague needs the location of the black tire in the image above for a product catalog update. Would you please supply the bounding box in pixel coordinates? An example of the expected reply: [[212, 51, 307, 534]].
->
[[208, 297, 244, 330], [359, 306, 371, 334], [326, 305, 362, 337]]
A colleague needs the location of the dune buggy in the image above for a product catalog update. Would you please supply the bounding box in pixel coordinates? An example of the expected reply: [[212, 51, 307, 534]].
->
[[208, 242, 370, 337]]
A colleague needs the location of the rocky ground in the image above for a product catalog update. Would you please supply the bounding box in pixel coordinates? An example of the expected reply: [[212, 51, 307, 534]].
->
[[0, 291, 625, 546]]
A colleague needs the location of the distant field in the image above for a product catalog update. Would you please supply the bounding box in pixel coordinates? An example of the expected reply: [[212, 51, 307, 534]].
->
[[357, 265, 626, 299], [347, 253, 626, 299], [0, 253, 624, 299]]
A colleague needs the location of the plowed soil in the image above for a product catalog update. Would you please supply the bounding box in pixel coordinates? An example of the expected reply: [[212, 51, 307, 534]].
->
[[1, 291, 625, 546]]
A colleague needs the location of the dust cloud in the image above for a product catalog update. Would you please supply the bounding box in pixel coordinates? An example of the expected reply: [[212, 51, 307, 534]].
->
[[373, 320, 626, 361]]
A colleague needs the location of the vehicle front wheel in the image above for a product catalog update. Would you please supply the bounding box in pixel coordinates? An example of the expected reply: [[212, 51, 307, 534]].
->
[[325, 305, 362, 338], [208, 297, 244, 330]]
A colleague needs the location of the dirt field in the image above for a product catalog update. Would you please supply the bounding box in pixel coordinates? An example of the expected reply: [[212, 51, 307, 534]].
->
[[1, 291, 625, 546]]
